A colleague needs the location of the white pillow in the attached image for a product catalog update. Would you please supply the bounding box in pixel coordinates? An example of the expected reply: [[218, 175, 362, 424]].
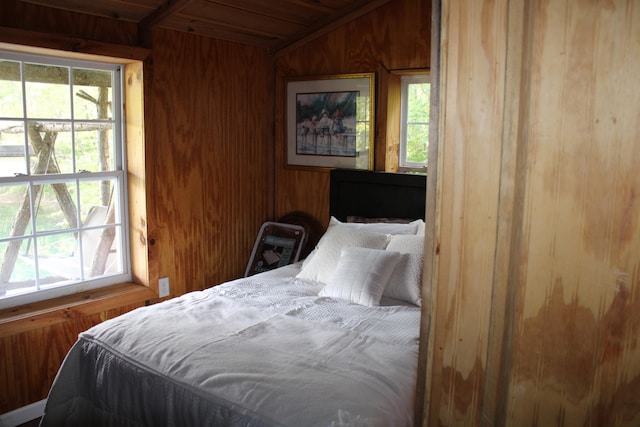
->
[[384, 234, 424, 306], [296, 224, 389, 284], [329, 216, 422, 235], [319, 247, 400, 306]]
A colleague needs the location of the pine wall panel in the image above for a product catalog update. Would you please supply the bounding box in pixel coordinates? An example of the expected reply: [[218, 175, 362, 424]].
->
[[144, 29, 273, 294], [0, 0, 272, 412], [506, 1, 640, 425], [274, 0, 431, 226], [424, 0, 640, 425]]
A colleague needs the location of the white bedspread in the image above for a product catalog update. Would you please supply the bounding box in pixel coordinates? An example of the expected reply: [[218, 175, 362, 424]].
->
[[41, 265, 421, 427]]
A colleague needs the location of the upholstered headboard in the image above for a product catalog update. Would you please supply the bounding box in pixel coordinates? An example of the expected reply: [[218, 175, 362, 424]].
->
[[329, 170, 427, 222]]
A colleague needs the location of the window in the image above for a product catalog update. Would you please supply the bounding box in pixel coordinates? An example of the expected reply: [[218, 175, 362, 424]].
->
[[0, 50, 130, 308], [399, 74, 430, 171]]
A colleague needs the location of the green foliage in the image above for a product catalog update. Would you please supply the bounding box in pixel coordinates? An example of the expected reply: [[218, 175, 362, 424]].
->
[[0, 62, 115, 285], [406, 82, 430, 165]]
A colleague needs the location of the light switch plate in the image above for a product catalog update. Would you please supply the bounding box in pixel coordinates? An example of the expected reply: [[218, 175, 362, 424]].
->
[[159, 277, 170, 298]]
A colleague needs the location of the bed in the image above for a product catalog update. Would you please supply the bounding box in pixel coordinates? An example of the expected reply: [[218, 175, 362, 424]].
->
[[40, 169, 427, 427]]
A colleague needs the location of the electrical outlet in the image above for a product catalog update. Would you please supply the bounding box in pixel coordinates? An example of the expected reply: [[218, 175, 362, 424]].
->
[[158, 277, 170, 298]]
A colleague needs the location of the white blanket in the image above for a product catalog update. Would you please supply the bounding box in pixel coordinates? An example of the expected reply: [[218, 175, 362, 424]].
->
[[41, 265, 420, 427]]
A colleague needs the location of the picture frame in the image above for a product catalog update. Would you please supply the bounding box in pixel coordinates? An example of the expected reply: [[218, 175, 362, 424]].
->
[[286, 73, 375, 170], [244, 222, 306, 277]]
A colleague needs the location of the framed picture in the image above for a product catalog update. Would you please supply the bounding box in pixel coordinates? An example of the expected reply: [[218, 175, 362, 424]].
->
[[286, 73, 374, 170], [244, 222, 307, 277]]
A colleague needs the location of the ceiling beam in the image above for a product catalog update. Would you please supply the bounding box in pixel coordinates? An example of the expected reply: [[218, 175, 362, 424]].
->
[[272, 0, 392, 56], [137, 0, 195, 46], [0, 26, 150, 61]]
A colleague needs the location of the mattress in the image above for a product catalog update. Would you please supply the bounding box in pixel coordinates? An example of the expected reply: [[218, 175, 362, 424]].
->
[[40, 264, 421, 427]]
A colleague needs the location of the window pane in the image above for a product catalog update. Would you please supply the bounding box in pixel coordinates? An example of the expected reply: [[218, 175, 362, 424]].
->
[[407, 83, 430, 123], [79, 178, 116, 219], [400, 75, 430, 168], [24, 63, 71, 119], [37, 231, 76, 258], [0, 183, 33, 237], [78, 186, 122, 278], [37, 231, 80, 281], [0, 238, 37, 296], [73, 68, 113, 120], [0, 51, 128, 307], [34, 182, 78, 233], [75, 123, 113, 172], [26, 120, 74, 174], [83, 225, 121, 279], [0, 120, 28, 177], [407, 124, 429, 164], [0, 60, 24, 118], [0, 183, 36, 293], [356, 93, 370, 153]]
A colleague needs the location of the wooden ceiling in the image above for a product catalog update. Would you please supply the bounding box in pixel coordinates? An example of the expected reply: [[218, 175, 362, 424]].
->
[[21, 0, 391, 54]]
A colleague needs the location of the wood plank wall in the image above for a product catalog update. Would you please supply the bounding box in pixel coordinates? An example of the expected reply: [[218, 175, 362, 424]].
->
[[144, 29, 273, 293], [423, 0, 640, 425], [0, 0, 273, 412], [274, 0, 431, 226]]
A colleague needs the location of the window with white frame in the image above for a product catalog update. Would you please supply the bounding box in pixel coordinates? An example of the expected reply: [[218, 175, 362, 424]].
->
[[0, 50, 130, 309], [399, 74, 430, 171]]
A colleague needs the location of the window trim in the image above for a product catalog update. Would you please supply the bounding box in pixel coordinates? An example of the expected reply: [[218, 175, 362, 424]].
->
[[0, 49, 132, 309], [399, 73, 430, 172]]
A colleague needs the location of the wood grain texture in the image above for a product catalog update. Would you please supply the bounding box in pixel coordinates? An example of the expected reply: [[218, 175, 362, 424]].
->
[[425, 0, 640, 425], [0, 287, 151, 412], [0, 0, 139, 47], [274, 0, 431, 227], [125, 60, 150, 287], [416, 0, 441, 423], [507, 1, 640, 425], [0, 2, 273, 413], [145, 29, 273, 294], [0, 284, 156, 338], [381, 71, 400, 172], [21, 0, 391, 51], [426, 0, 508, 424]]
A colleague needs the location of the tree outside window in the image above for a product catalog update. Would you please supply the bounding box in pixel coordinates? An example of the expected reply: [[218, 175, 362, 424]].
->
[[0, 51, 130, 308], [400, 74, 430, 171]]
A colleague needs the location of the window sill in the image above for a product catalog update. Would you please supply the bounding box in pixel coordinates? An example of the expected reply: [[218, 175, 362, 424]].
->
[[397, 167, 427, 174], [0, 283, 157, 338]]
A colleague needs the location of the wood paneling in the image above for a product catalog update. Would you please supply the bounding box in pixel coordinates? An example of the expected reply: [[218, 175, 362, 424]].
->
[[2, 0, 424, 416], [424, 0, 640, 425], [425, 0, 508, 424], [125, 60, 150, 287], [0, 0, 273, 413], [0, 1, 138, 47], [507, 1, 640, 424], [20, 0, 392, 51], [0, 285, 154, 412], [0, 284, 156, 338], [144, 29, 273, 294], [274, 0, 431, 227]]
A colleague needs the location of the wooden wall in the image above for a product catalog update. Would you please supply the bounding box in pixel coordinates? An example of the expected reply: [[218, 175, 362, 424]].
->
[[274, 0, 431, 225], [144, 29, 273, 293], [422, 0, 640, 425], [2, 0, 638, 424], [0, 0, 273, 413], [0, 0, 430, 416]]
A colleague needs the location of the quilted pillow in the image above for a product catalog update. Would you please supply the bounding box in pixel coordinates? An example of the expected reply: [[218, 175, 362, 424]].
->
[[296, 223, 389, 284], [384, 234, 424, 306], [319, 247, 400, 306]]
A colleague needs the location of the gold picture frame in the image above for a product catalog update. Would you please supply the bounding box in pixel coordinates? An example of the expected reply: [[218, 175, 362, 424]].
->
[[286, 73, 374, 170]]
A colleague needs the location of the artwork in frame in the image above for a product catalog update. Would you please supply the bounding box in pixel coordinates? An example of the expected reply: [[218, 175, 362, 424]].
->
[[286, 73, 374, 170]]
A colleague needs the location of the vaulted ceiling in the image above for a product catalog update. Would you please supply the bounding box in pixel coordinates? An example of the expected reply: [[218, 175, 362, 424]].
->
[[21, 0, 391, 54]]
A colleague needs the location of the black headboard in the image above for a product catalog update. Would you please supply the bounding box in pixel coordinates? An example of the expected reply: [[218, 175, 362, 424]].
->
[[329, 170, 427, 221]]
